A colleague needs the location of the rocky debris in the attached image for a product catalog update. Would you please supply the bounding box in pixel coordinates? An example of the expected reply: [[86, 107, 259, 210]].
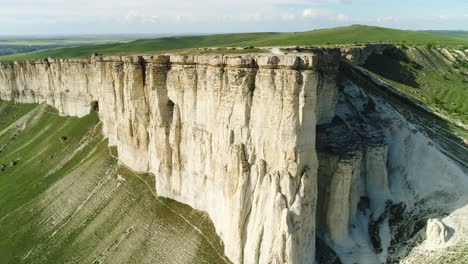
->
[[369, 201, 390, 254], [452, 50, 467, 60], [60, 136, 68, 142], [386, 192, 460, 263], [315, 237, 342, 264], [426, 218, 449, 246], [439, 48, 457, 62], [10, 160, 17, 167], [1, 164, 6, 171]]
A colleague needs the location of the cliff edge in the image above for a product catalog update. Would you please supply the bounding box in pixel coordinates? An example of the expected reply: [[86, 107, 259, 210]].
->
[[0, 52, 341, 264]]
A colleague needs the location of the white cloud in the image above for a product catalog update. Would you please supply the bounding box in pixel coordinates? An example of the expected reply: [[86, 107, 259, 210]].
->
[[376, 16, 400, 23], [302, 8, 331, 19], [124, 10, 159, 24], [281, 12, 296, 21], [0, 0, 466, 35], [302, 8, 351, 22], [334, 13, 351, 22]]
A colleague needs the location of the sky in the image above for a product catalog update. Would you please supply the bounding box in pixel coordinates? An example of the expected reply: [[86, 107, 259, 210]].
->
[[0, 0, 467, 35]]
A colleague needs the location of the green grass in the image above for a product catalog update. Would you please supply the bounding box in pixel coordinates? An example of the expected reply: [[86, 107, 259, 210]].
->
[[0, 38, 130, 46], [0, 36, 136, 57], [0, 101, 230, 263], [362, 45, 468, 124], [1, 25, 468, 61], [422, 30, 468, 39]]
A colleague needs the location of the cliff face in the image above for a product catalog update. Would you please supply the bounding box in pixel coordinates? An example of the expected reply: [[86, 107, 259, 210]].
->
[[315, 64, 468, 263], [3, 47, 466, 263], [0, 52, 340, 264]]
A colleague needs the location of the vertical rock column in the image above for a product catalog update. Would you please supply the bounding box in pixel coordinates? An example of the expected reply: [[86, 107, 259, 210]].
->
[[242, 55, 319, 264], [317, 153, 362, 243], [364, 145, 390, 212]]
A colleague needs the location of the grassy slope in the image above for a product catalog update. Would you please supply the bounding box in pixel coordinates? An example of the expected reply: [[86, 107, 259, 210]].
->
[[1, 25, 468, 61], [0, 101, 230, 264], [362, 45, 468, 125]]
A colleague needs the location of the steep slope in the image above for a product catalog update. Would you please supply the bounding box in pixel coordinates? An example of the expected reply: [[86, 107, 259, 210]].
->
[[315, 74, 468, 263], [0, 101, 230, 263], [358, 45, 468, 125], [312, 46, 468, 264]]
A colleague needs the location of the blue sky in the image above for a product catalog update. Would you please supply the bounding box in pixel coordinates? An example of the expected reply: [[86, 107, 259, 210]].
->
[[0, 0, 467, 35]]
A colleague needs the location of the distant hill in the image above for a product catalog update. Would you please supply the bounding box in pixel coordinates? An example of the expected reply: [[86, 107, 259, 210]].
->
[[1, 25, 468, 61], [422, 30, 468, 39]]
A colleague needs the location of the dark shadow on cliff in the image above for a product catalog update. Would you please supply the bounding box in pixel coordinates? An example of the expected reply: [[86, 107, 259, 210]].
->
[[363, 51, 420, 88], [316, 236, 342, 264]]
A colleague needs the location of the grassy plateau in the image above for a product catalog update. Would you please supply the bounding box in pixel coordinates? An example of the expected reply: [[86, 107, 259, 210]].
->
[[1, 25, 467, 61], [0, 25, 466, 128]]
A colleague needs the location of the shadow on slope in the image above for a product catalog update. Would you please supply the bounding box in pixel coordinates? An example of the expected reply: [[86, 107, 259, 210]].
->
[[363, 51, 419, 88], [362, 46, 468, 124]]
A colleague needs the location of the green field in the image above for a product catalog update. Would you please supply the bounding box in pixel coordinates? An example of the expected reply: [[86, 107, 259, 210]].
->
[[1, 25, 468, 61], [0, 100, 230, 263], [0, 36, 139, 57], [422, 30, 468, 39]]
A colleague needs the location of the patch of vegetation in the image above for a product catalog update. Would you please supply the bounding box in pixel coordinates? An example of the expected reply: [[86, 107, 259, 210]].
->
[[1, 25, 468, 61], [0, 100, 37, 130], [0, 44, 70, 56]]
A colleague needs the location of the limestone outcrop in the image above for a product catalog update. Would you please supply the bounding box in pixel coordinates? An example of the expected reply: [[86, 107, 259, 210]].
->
[[426, 219, 449, 246], [0, 52, 340, 264], [340, 44, 406, 66]]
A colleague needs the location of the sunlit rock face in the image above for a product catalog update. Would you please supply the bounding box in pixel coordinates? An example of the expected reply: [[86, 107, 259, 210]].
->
[[3, 46, 466, 264], [426, 219, 448, 246], [0, 52, 341, 264]]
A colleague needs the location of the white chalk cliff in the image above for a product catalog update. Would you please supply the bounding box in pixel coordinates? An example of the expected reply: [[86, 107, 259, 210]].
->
[[1, 46, 467, 264], [0, 52, 340, 264]]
